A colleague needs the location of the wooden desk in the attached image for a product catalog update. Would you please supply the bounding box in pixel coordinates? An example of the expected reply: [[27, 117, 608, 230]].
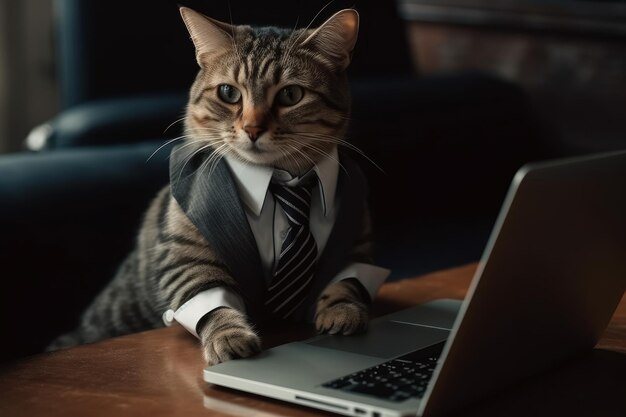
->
[[1, 264, 625, 417]]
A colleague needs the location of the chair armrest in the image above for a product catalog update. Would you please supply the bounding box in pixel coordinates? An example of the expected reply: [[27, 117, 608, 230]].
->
[[33, 93, 187, 150]]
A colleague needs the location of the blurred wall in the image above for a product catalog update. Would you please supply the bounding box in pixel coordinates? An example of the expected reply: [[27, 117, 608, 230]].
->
[[0, 0, 59, 153], [397, 0, 626, 155]]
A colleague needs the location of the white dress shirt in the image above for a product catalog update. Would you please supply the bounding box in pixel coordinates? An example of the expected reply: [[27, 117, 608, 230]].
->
[[165, 147, 390, 337]]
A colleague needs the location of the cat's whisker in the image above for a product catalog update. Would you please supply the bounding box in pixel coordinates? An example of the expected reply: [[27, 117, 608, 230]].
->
[[285, 146, 305, 174], [195, 140, 230, 180], [146, 136, 195, 163], [281, 36, 300, 67], [146, 135, 221, 163], [228, 148, 253, 167], [167, 137, 225, 160], [282, 0, 336, 66], [163, 116, 187, 134], [291, 132, 385, 173], [289, 16, 300, 45], [278, 142, 302, 173], [205, 143, 231, 180], [291, 131, 354, 144], [284, 138, 348, 176], [291, 139, 348, 174], [188, 129, 228, 138], [283, 142, 316, 174], [189, 127, 225, 131], [281, 31, 297, 67], [196, 151, 218, 181], [173, 142, 215, 188], [284, 137, 329, 160], [171, 141, 208, 173], [290, 149, 306, 174], [280, 16, 300, 67], [276, 145, 290, 164], [226, 2, 244, 65]]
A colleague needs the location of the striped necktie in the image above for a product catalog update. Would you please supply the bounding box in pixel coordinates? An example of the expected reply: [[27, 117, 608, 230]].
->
[[265, 182, 318, 319]]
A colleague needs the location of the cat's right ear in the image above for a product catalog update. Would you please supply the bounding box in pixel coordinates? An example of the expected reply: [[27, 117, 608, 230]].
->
[[179, 7, 234, 67]]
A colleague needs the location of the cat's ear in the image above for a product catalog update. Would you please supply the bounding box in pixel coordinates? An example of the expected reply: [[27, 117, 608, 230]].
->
[[301, 9, 359, 70], [179, 7, 235, 66]]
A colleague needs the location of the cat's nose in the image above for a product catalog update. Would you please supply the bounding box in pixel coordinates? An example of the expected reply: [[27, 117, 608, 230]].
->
[[243, 125, 266, 142]]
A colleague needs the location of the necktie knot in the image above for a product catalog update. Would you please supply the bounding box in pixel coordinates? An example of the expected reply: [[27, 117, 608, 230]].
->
[[269, 182, 314, 227]]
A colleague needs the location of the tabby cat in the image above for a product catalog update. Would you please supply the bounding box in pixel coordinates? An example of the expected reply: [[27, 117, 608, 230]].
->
[[48, 7, 380, 365]]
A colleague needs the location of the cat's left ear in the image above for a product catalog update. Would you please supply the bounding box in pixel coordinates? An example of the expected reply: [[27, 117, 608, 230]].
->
[[301, 9, 359, 70]]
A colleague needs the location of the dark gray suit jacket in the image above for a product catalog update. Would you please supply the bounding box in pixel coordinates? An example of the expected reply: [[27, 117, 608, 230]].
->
[[169, 144, 367, 323]]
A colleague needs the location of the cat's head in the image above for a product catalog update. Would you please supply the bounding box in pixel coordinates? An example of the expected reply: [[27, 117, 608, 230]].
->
[[179, 7, 358, 174]]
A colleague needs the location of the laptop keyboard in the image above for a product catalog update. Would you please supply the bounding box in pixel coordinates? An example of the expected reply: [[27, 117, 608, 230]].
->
[[321, 341, 445, 402]]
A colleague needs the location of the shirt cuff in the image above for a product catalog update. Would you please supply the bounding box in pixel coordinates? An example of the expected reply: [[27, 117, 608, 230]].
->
[[330, 262, 391, 301], [161, 288, 246, 338]]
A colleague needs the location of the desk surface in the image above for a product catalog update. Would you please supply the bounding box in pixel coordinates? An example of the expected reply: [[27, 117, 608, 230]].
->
[[1, 263, 625, 417]]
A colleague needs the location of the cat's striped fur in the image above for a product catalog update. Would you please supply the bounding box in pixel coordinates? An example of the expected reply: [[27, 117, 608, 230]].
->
[[48, 7, 373, 365]]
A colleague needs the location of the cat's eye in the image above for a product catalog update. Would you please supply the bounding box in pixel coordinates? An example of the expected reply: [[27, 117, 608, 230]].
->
[[275, 85, 304, 106], [217, 84, 242, 104]]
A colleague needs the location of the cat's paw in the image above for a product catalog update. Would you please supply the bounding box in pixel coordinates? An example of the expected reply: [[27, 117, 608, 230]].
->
[[315, 300, 368, 335], [315, 279, 369, 335], [199, 307, 262, 366]]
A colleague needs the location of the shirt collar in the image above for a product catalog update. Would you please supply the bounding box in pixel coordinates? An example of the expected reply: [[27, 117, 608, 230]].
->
[[224, 147, 339, 217]]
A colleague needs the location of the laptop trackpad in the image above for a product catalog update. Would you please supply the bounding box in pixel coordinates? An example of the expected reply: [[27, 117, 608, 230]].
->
[[306, 320, 449, 359]]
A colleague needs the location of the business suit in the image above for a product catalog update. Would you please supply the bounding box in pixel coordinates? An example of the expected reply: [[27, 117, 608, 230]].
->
[[169, 143, 369, 323]]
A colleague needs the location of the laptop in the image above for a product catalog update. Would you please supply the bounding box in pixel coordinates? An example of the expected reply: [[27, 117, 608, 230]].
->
[[204, 150, 626, 417]]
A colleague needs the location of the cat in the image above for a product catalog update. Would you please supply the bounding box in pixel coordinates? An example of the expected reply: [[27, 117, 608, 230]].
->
[[48, 7, 385, 365]]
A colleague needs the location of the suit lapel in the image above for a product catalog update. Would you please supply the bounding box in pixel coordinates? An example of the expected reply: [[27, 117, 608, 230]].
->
[[169, 144, 266, 318], [302, 153, 368, 319]]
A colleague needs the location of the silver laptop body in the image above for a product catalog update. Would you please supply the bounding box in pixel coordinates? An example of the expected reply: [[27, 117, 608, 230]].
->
[[204, 150, 626, 417]]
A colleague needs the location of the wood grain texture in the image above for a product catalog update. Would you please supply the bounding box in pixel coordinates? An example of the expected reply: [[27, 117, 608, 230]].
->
[[0, 263, 624, 417]]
